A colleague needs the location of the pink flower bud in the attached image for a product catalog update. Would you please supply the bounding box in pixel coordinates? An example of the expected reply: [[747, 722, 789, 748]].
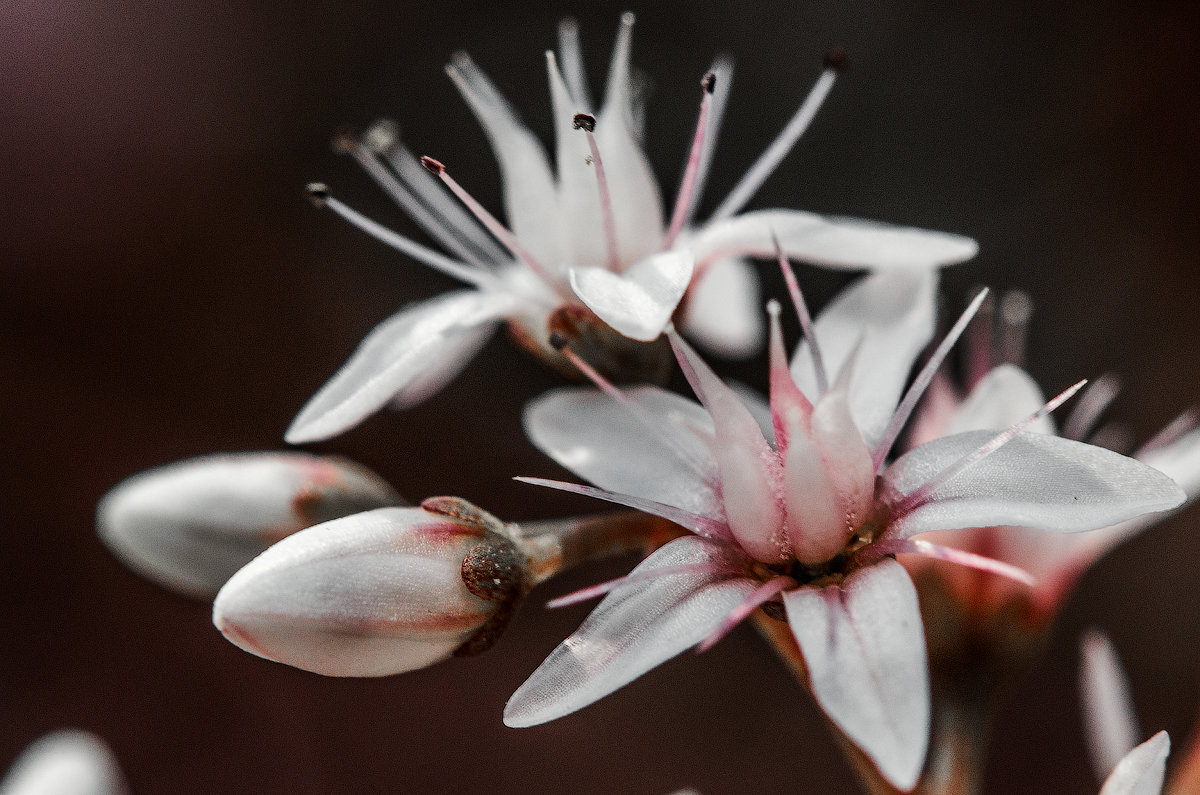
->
[[97, 452, 402, 598], [212, 498, 531, 677]]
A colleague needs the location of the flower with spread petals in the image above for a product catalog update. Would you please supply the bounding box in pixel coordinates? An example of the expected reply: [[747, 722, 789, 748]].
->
[[0, 730, 127, 795], [98, 452, 402, 598], [285, 15, 978, 444], [505, 267, 1183, 791]]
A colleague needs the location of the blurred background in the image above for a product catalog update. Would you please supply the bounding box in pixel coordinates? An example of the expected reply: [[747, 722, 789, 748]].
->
[[3, 0, 1199, 791]]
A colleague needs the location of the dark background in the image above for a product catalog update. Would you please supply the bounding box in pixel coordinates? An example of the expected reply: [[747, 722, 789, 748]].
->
[[3, 0, 1199, 792]]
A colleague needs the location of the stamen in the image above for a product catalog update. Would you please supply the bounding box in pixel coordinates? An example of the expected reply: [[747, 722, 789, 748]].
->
[[556, 18, 593, 112], [662, 73, 716, 249], [891, 379, 1088, 517], [696, 575, 796, 652], [775, 234, 828, 395], [685, 55, 734, 224], [333, 126, 494, 268], [963, 288, 995, 390], [305, 184, 497, 289], [572, 113, 622, 272], [709, 57, 840, 222], [420, 156, 566, 294], [997, 289, 1034, 367], [1061, 373, 1121, 441], [1139, 406, 1200, 453], [864, 538, 1035, 587], [546, 562, 734, 609], [872, 289, 991, 471]]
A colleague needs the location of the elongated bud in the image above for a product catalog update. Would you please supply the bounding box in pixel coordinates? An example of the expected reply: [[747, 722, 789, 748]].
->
[[0, 730, 128, 795], [212, 500, 534, 677], [97, 452, 403, 598]]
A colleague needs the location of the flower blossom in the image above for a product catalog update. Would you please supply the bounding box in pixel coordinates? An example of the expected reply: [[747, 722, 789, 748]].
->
[[506, 265, 1183, 791], [285, 14, 978, 444], [902, 291, 1200, 623], [0, 730, 127, 795]]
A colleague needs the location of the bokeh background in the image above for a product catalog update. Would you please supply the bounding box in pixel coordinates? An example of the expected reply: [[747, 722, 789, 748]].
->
[[3, 0, 1199, 792]]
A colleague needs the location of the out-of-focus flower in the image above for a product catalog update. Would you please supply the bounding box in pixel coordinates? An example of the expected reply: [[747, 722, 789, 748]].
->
[[903, 293, 1200, 623], [285, 15, 977, 444], [98, 452, 402, 598], [505, 269, 1182, 791], [1078, 630, 1191, 795], [212, 497, 668, 677], [0, 730, 127, 795]]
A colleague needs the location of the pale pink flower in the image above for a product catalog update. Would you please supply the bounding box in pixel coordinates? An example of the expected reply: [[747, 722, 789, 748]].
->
[[285, 15, 978, 444], [506, 270, 1182, 791], [0, 730, 127, 795]]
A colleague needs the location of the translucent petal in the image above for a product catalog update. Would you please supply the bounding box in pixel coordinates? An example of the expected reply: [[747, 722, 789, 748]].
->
[[882, 431, 1186, 538], [0, 730, 127, 795], [1080, 630, 1141, 782], [569, 249, 694, 341], [213, 507, 495, 677], [97, 452, 402, 598], [677, 257, 764, 360], [946, 364, 1056, 436], [1099, 731, 1169, 795], [503, 536, 755, 727], [523, 385, 722, 519], [783, 559, 929, 792], [791, 270, 938, 448], [286, 289, 515, 443], [690, 209, 978, 271]]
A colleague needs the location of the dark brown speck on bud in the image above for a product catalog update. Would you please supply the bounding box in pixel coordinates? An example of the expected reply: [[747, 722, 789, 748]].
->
[[572, 113, 596, 133], [548, 331, 569, 351], [420, 156, 445, 174], [824, 48, 848, 72], [701, 72, 717, 94], [306, 183, 330, 208]]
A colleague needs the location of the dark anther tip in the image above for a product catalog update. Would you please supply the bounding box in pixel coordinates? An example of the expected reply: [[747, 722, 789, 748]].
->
[[330, 125, 357, 155], [823, 48, 848, 72], [701, 72, 717, 94], [305, 182, 330, 208], [572, 113, 597, 132], [420, 156, 445, 174], [548, 331, 569, 351]]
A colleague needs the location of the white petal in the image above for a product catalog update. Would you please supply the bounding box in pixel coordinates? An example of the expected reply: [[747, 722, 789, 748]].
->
[[678, 257, 764, 360], [446, 53, 565, 267], [1080, 630, 1141, 782], [523, 385, 721, 519], [569, 249, 694, 341], [503, 536, 755, 727], [791, 270, 938, 447], [1139, 425, 1200, 504], [784, 559, 930, 792], [97, 453, 402, 598], [690, 209, 978, 271], [213, 507, 497, 677], [946, 364, 1056, 436], [882, 431, 1186, 538], [1100, 731, 1169, 795], [0, 730, 127, 795], [286, 289, 514, 443]]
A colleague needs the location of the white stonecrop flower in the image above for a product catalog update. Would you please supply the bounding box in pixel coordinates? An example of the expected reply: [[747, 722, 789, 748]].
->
[[0, 730, 127, 795], [902, 293, 1200, 619], [506, 270, 1183, 792], [285, 14, 978, 444], [213, 498, 542, 677], [1079, 631, 1174, 795], [97, 452, 402, 598]]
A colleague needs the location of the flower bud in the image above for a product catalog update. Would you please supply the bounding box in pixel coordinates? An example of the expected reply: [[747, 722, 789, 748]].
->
[[212, 498, 532, 677], [97, 452, 403, 598], [0, 730, 128, 795]]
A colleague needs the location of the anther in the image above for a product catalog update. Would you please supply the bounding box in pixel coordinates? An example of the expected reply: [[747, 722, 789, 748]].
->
[[420, 156, 446, 175], [701, 72, 717, 94], [330, 126, 357, 155], [572, 113, 597, 132], [823, 48, 848, 72], [306, 182, 330, 208], [549, 332, 569, 351], [362, 119, 400, 154]]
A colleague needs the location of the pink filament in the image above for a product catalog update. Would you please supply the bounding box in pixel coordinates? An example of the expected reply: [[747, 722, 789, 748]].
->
[[662, 78, 714, 249]]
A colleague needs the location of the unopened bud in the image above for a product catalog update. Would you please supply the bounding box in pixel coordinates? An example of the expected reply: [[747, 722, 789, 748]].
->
[[0, 730, 128, 795], [97, 452, 402, 598], [212, 501, 532, 677]]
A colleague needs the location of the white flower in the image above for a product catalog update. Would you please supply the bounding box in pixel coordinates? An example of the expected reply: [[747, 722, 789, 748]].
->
[[97, 452, 402, 597], [505, 268, 1182, 791], [0, 730, 127, 795], [285, 15, 978, 444]]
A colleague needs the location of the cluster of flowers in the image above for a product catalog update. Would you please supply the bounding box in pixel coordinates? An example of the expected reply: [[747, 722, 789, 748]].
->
[[64, 14, 1200, 794]]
